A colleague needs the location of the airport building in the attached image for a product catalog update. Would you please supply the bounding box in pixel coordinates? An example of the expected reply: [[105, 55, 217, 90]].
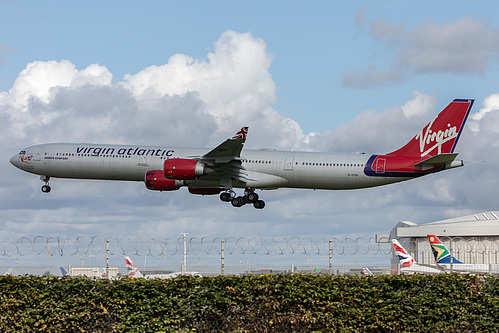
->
[[380, 210, 499, 268]]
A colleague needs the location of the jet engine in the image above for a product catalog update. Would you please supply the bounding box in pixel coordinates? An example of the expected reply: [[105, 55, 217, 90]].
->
[[145, 170, 183, 191], [163, 159, 211, 180]]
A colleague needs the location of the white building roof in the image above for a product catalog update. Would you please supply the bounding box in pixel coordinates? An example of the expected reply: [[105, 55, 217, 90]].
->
[[393, 210, 499, 238]]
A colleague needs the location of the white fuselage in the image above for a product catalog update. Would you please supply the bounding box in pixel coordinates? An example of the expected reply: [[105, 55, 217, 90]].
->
[[10, 143, 410, 191]]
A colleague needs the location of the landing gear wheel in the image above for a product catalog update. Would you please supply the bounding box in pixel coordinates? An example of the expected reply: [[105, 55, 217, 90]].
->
[[231, 196, 245, 207], [41, 185, 51, 193], [220, 192, 232, 202], [246, 192, 259, 203], [253, 200, 265, 209]]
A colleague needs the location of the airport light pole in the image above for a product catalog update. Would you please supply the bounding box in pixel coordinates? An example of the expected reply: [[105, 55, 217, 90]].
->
[[181, 233, 188, 274], [106, 239, 109, 279]]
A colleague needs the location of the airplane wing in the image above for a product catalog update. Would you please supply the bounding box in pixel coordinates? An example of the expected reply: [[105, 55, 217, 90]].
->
[[195, 127, 251, 187]]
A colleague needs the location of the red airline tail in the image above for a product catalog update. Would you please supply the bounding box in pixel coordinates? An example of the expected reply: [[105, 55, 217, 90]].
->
[[365, 99, 474, 177], [388, 99, 474, 158]]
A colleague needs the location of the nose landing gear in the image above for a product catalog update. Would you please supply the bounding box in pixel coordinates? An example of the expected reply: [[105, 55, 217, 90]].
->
[[220, 189, 265, 209], [40, 176, 51, 193]]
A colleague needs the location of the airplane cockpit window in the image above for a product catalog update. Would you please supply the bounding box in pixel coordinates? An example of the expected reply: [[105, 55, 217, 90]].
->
[[19, 150, 26, 155]]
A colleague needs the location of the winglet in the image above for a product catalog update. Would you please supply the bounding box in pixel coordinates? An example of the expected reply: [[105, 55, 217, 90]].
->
[[202, 127, 249, 162], [231, 127, 249, 140]]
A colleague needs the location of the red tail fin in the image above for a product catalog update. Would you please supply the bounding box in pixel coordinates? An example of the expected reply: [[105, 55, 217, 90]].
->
[[388, 99, 473, 157]]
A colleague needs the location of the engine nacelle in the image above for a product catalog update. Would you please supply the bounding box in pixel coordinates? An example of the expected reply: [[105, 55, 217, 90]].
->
[[145, 170, 183, 191], [164, 159, 210, 180], [188, 187, 222, 195]]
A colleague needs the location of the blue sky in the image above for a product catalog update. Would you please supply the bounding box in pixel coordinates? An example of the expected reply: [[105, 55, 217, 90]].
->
[[2, 1, 499, 267], [4, 1, 498, 132]]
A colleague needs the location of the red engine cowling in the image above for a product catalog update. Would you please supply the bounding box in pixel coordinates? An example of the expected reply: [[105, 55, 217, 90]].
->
[[164, 159, 209, 180], [145, 170, 182, 191], [188, 187, 222, 195]]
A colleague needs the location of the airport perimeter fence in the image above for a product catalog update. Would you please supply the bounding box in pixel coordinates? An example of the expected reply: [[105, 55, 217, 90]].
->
[[0, 236, 394, 276], [2, 235, 499, 277], [0, 235, 393, 258]]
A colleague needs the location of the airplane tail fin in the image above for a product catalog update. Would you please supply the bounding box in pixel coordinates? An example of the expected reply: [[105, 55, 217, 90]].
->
[[4, 268, 13, 276], [387, 99, 473, 158], [99, 267, 107, 278], [124, 256, 143, 277], [60, 267, 68, 276], [362, 267, 374, 276], [391, 239, 415, 268], [427, 235, 463, 264]]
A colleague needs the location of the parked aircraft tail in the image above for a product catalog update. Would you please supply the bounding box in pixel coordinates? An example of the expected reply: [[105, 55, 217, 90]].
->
[[362, 267, 374, 276], [124, 256, 144, 278], [391, 239, 416, 268], [60, 267, 68, 276], [427, 235, 463, 264], [4, 268, 13, 276], [99, 267, 107, 278]]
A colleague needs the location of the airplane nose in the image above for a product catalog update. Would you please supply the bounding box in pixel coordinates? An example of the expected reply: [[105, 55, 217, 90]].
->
[[10, 154, 20, 167]]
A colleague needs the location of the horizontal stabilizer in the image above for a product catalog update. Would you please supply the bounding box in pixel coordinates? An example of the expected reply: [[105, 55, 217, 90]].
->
[[414, 153, 459, 167]]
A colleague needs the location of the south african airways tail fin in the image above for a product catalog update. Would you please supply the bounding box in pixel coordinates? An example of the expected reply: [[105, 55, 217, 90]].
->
[[427, 235, 463, 264]]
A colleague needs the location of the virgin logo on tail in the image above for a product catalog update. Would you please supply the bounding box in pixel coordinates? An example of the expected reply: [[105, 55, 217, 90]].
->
[[416, 120, 458, 157], [387, 99, 473, 158]]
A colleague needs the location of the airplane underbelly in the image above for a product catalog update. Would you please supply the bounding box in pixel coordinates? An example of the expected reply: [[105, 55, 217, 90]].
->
[[289, 168, 396, 190]]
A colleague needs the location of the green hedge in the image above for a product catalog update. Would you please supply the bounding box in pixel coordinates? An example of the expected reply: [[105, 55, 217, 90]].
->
[[0, 273, 498, 332]]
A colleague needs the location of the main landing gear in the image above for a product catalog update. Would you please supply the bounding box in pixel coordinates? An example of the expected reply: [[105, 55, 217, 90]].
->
[[40, 176, 51, 193], [220, 189, 265, 209]]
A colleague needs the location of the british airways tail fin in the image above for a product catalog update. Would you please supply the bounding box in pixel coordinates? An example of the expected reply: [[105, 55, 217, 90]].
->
[[427, 235, 463, 264], [99, 267, 107, 278], [124, 256, 144, 278], [391, 239, 415, 268], [388, 99, 473, 158]]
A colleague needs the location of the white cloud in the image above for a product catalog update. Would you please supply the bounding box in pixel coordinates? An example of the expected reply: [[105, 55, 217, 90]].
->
[[343, 17, 499, 88], [1, 60, 112, 111], [122, 30, 277, 135], [469, 94, 499, 131], [325, 91, 437, 153]]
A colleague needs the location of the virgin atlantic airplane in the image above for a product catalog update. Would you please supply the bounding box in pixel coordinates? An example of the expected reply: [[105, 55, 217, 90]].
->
[[10, 99, 474, 209]]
